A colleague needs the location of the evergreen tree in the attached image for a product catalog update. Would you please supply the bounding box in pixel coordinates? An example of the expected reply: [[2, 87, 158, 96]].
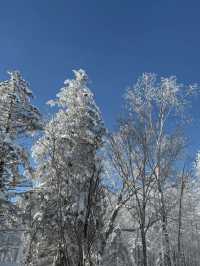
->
[[23, 69, 105, 266], [0, 70, 42, 263]]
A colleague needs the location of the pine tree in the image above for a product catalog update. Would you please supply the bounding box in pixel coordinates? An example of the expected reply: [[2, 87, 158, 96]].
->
[[0, 71, 42, 198], [0, 70, 42, 263]]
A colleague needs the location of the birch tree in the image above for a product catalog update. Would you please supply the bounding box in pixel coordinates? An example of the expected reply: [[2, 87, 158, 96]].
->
[[109, 73, 197, 266]]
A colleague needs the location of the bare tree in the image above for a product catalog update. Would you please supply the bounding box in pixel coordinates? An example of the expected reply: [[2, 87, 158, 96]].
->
[[108, 73, 196, 266]]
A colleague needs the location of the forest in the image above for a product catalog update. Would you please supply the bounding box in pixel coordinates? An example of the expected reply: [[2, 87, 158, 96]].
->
[[1, 69, 200, 266]]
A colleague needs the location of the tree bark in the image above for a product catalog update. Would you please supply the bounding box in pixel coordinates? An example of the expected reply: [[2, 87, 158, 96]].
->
[[140, 225, 147, 266], [0, 160, 4, 190], [158, 181, 171, 266], [177, 171, 185, 266]]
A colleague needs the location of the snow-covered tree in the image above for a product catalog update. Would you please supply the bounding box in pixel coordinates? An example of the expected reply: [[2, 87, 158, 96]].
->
[[2, 69, 199, 266], [23, 69, 106, 266], [0, 71, 42, 199], [0, 71, 42, 264], [108, 73, 197, 266]]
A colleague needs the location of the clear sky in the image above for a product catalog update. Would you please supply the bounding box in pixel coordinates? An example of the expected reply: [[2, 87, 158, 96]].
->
[[0, 0, 200, 155]]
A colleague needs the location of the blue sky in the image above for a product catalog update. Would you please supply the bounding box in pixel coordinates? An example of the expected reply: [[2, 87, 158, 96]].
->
[[1, 0, 200, 156]]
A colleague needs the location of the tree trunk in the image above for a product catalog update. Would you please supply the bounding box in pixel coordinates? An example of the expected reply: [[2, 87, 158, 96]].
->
[[177, 172, 185, 266], [78, 243, 84, 266], [140, 226, 148, 266], [157, 179, 171, 266], [0, 160, 4, 190], [162, 218, 171, 266], [99, 199, 122, 258]]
